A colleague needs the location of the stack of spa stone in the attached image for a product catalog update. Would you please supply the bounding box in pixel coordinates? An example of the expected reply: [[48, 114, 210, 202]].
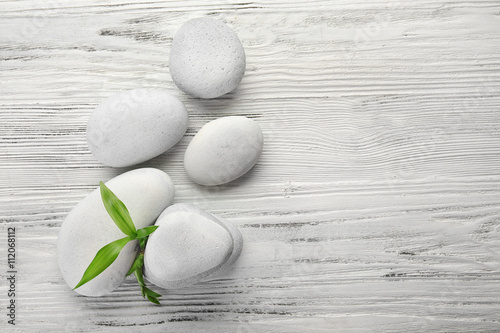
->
[[58, 17, 263, 296]]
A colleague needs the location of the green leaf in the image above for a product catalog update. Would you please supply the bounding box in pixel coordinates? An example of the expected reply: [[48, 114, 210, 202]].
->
[[146, 295, 161, 305], [132, 266, 162, 304], [74, 180, 161, 304], [143, 287, 161, 298], [100, 181, 137, 237], [74, 236, 134, 290], [136, 225, 159, 239], [127, 253, 144, 276], [134, 268, 145, 287], [139, 237, 148, 250]]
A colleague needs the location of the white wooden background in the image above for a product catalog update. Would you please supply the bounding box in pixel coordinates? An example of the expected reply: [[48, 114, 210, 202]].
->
[[1, 0, 500, 332]]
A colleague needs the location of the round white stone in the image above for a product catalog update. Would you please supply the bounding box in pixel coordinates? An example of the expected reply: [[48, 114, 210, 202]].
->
[[57, 168, 175, 296], [184, 116, 264, 186], [144, 203, 243, 289], [86, 89, 188, 167], [169, 17, 246, 99]]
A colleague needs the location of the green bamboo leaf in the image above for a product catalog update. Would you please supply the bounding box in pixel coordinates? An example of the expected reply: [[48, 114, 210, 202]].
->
[[146, 295, 161, 305], [139, 237, 148, 250], [127, 253, 144, 276], [136, 225, 159, 239], [134, 268, 146, 287], [74, 236, 134, 290], [100, 181, 137, 237], [132, 264, 162, 304], [143, 287, 161, 298]]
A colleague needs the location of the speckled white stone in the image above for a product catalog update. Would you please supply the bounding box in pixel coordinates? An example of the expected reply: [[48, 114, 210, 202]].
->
[[86, 89, 188, 167], [57, 168, 175, 296], [184, 116, 264, 186], [169, 17, 246, 99], [144, 203, 243, 289]]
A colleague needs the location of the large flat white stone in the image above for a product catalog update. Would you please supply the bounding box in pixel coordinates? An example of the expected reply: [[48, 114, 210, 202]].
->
[[86, 89, 188, 167], [144, 203, 243, 289], [57, 168, 175, 296]]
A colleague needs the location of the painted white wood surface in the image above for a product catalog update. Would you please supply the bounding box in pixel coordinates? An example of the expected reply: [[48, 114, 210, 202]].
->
[[1, 0, 500, 331]]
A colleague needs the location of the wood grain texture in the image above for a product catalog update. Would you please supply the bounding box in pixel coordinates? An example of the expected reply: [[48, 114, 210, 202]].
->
[[1, 0, 500, 332]]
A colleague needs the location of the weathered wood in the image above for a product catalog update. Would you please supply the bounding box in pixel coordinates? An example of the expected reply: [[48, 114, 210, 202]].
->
[[1, 0, 499, 331]]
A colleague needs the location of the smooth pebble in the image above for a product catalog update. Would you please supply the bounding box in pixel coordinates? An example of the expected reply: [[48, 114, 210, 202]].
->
[[86, 89, 188, 167], [144, 203, 243, 289], [57, 168, 175, 296], [184, 116, 264, 186], [169, 17, 246, 99]]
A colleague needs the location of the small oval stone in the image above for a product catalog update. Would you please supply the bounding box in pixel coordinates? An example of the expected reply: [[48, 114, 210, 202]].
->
[[184, 116, 264, 186], [144, 203, 243, 289], [57, 168, 175, 296], [169, 17, 246, 99], [86, 89, 188, 167]]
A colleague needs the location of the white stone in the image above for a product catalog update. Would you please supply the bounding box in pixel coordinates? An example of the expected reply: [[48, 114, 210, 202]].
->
[[86, 89, 188, 167], [57, 168, 175, 296], [144, 203, 243, 289], [184, 116, 264, 186], [169, 17, 246, 99]]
